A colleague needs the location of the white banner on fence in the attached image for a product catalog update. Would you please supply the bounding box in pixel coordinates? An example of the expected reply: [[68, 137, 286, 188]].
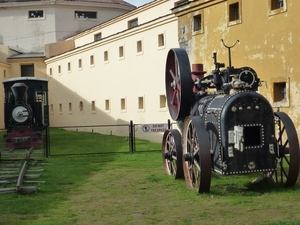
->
[[141, 123, 168, 133]]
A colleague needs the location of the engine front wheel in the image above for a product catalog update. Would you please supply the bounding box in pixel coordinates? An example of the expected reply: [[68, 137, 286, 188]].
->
[[182, 116, 211, 193], [162, 129, 184, 179]]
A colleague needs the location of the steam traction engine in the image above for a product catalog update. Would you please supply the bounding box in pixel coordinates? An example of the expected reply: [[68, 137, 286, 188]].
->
[[162, 43, 300, 193]]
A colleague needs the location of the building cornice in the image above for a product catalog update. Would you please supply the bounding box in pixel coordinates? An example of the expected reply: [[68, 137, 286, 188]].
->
[[68, 0, 170, 40], [45, 13, 177, 63], [0, 0, 135, 10]]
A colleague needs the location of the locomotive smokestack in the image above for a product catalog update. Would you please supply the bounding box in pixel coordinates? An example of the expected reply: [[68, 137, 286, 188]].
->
[[11, 83, 28, 104]]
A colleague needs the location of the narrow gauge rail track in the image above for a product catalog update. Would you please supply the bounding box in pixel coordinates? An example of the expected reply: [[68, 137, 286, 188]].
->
[[0, 147, 44, 194]]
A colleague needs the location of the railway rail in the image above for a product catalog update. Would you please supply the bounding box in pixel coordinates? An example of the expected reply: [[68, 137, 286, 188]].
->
[[0, 147, 44, 194]]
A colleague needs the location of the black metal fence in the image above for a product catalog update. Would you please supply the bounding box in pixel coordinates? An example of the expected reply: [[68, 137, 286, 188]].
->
[[0, 120, 173, 157]]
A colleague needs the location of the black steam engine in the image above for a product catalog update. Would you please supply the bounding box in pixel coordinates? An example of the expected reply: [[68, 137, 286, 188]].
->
[[2, 77, 49, 150], [162, 41, 300, 193]]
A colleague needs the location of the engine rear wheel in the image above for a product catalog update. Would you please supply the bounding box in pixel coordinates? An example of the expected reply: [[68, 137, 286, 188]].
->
[[182, 116, 211, 193], [273, 112, 300, 187], [162, 129, 184, 179], [165, 48, 194, 121]]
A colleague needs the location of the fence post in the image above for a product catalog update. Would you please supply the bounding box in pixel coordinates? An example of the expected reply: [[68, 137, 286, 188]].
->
[[129, 120, 135, 153], [45, 127, 50, 157]]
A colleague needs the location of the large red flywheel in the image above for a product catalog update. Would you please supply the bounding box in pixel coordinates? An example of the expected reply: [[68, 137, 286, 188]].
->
[[165, 48, 194, 121]]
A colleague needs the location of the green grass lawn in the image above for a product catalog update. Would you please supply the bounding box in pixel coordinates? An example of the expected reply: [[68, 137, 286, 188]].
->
[[1, 129, 300, 225], [49, 128, 161, 155]]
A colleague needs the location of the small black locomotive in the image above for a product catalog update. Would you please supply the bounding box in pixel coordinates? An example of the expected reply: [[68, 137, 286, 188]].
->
[[162, 44, 300, 193], [2, 77, 49, 149]]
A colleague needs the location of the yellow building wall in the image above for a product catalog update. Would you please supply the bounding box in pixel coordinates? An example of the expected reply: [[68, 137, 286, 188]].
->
[[174, 0, 300, 132], [0, 62, 11, 129], [6, 58, 47, 79]]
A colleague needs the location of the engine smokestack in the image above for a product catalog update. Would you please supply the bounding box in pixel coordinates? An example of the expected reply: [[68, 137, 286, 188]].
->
[[11, 83, 28, 104]]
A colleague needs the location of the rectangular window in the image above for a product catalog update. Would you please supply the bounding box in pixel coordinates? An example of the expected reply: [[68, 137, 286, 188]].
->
[[68, 62, 71, 72], [50, 104, 53, 113], [90, 55, 94, 66], [4, 69, 6, 78], [138, 97, 144, 110], [229, 2, 239, 21], [35, 91, 45, 104], [271, 77, 289, 107], [137, 40, 142, 53], [105, 99, 110, 111], [270, 0, 284, 10], [121, 98, 126, 111], [119, 46, 124, 58], [104, 51, 108, 62], [94, 32, 102, 41], [49, 68, 52, 76], [91, 101, 96, 112], [228, 0, 242, 26], [78, 59, 82, 69], [79, 101, 83, 112], [160, 95, 166, 108], [274, 82, 286, 102], [158, 34, 164, 47], [58, 65, 61, 74], [269, 0, 286, 15], [75, 11, 97, 19], [69, 103, 72, 113], [28, 10, 44, 19], [128, 18, 138, 29], [21, 64, 34, 77], [59, 103, 62, 113], [193, 14, 202, 32]]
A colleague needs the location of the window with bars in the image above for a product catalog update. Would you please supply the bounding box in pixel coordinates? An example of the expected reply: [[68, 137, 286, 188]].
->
[[228, 0, 242, 26]]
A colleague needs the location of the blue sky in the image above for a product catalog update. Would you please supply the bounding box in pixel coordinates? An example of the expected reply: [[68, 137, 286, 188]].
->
[[126, 0, 152, 7]]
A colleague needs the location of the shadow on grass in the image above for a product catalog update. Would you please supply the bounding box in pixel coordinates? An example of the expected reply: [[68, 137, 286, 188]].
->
[[209, 172, 300, 196]]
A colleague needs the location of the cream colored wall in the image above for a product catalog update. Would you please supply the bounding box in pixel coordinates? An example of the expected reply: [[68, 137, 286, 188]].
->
[[45, 4, 179, 142], [72, 0, 177, 48], [175, 0, 300, 131]]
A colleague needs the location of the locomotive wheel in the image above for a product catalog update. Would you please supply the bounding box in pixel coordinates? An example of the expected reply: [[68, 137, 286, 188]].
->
[[162, 129, 184, 179], [165, 48, 194, 121], [273, 112, 300, 187], [182, 116, 211, 193]]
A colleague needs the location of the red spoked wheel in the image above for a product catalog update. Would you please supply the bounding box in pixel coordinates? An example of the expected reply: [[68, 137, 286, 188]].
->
[[165, 48, 194, 121], [272, 112, 300, 187], [182, 116, 211, 193], [162, 129, 184, 179]]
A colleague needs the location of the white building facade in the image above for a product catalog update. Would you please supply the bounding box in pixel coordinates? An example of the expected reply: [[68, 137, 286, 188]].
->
[[45, 0, 179, 141], [0, 0, 135, 53]]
